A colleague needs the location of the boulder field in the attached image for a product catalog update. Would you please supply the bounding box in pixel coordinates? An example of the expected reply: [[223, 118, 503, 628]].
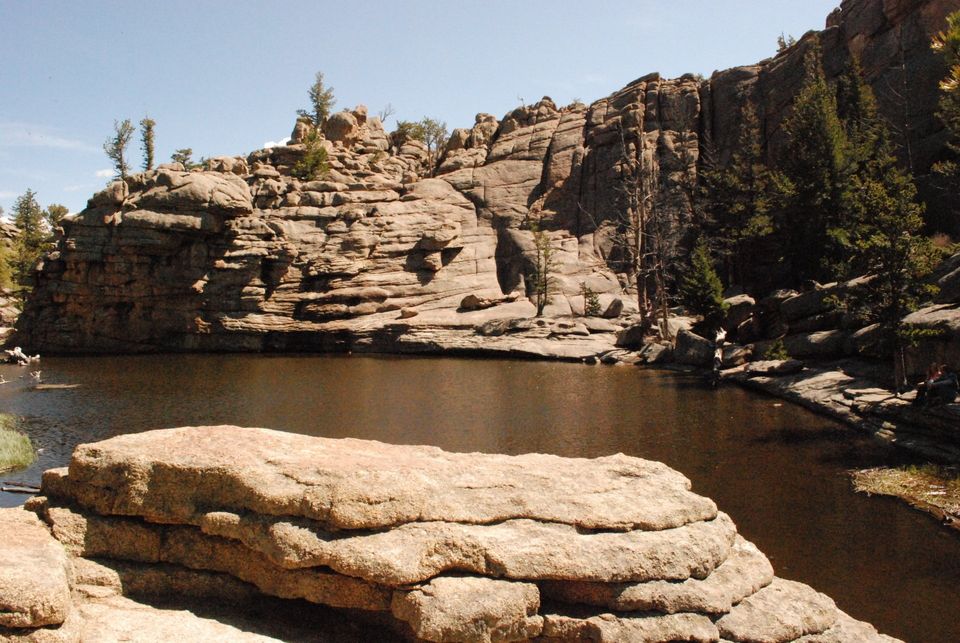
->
[[12, 0, 960, 357], [3, 426, 900, 642]]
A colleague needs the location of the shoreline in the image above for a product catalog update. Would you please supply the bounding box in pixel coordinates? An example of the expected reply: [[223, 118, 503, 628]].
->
[[7, 320, 960, 532]]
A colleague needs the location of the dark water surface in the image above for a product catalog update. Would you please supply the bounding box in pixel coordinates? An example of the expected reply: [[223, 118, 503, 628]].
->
[[1, 354, 957, 642]]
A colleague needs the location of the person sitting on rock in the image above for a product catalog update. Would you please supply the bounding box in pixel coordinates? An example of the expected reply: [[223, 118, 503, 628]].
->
[[913, 362, 943, 407], [926, 365, 959, 406]]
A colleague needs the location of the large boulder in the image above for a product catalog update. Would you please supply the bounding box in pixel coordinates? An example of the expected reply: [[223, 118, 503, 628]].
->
[[323, 110, 360, 146], [23, 427, 899, 642], [135, 170, 252, 214], [674, 329, 714, 366]]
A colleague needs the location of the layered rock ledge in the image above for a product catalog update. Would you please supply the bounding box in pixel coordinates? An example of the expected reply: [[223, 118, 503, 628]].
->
[[5, 426, 900, 642], [13, 0, 958, 357]]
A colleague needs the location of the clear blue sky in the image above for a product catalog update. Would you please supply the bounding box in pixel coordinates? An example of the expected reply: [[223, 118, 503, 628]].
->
[[0, 0, 840, 215]]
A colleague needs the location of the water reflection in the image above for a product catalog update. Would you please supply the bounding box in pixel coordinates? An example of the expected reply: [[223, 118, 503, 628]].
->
[[0, 354, 957, 642]]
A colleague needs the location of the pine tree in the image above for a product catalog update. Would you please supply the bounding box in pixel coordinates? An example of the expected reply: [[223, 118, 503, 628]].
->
[[103, 119, 134, 181], [529, 218, 555, 317], [780, 41, 854, 283], [170, 148, 195, 168], [291, 130, 330, 180], [44, 204, 68, 231], [140, 117, 156, 171], [679, 238, 728, 336], [930, 11, 960, 232], [297, 72, 336, 128], [837, 63, 939, 388], [701, 101, 787, 287], [10, 190, 47, 290]]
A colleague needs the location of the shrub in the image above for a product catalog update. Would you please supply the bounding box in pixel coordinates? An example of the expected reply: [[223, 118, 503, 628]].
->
[[763, 338, 790, 361], [580, 283, 601, 317], [292, 131, 329, 180]]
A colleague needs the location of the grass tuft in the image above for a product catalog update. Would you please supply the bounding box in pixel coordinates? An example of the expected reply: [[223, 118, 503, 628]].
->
[[0, 413, 35, 473], [852, 464, 960, 519]]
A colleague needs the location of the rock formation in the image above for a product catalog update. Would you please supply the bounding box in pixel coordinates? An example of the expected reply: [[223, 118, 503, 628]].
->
[[8, 426, 899, 642], [12, 0, 960, 355]]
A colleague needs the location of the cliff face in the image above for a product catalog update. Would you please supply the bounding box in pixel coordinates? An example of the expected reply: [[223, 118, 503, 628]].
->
[[15, 0, 960, 353]]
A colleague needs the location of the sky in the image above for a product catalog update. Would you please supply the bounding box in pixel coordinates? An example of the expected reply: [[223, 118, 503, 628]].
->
[[0, 0, 840, 216]]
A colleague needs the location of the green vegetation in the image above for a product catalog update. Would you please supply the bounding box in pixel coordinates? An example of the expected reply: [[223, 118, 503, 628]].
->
[[701, 101, 784, 286], [170, 148, 200, 169], [678, 238, 728, 336], [391, 117, 449, 175], [580, 282, 601, 317], [852, 465, 960, 528], [0, 414, 34, 473], [763, 339, 790, 361], [292, 130, 330, 180], [777, 33, 797, 52], [103, 118, 134, 181], [0, 190, 66, 295], [779, 42, 854, 283], [297, 71, 336, 128], [140, 117, 156, 171], [44, 204, 68, 231], [832, 57, 938, 387], [9, 190, 48, 292], [529, 220, 554, 317], [931, 11, 960, 233]]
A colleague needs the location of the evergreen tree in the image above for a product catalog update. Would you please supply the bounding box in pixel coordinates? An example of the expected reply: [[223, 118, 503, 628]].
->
[[140, 117, 156, 171], [0, 205, 11, 290], [701, 101, 786, 287], [291, 130, 330, 180], [837, 64, 939, 388], [930, 11, 960, 232], [10, 190, 47, 290], [44, 204, 68, 231], [933, 11, 960, 141], [103, 119, 134, 181], [419, 117, 448, 175], [679, 238, 728, 336], [779, 42, 854, 283], [390, 118, 448, 175], [170, 148, 195, 168], [297, 72, 336, 128], [529, 219, 555, 317]]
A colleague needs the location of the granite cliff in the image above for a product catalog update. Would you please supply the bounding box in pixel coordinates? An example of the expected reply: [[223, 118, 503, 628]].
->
[[13, 0, 960, 354], [4, 426, 900, 642]]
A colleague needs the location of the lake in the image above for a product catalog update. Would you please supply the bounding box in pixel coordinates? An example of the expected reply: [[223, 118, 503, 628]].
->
[[1, 354, 957, 642]]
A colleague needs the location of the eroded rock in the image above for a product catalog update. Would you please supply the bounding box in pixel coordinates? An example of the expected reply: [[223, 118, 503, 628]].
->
[[0, 509, 71, 629], [19, 428, 900, 643], [47, 426, 717, 532], [392, 577, 542, 643]]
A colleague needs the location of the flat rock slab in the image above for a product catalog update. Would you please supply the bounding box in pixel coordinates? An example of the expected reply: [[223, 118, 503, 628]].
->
[[47, 426, 717, 531], [717, 578, 837, 643], [392, 577, 543, 642], [198, 511, 736, 585], [0, 508, 71, 629], [40, 498, 733, 591], [74, 594, 278, 642], [36, 503, 391, 612], [539, 535, 773, 615], [540, 611, 719, 642]]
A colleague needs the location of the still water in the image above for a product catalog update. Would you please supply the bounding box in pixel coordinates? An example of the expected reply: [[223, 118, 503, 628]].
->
[[0, 354, 957, 642]]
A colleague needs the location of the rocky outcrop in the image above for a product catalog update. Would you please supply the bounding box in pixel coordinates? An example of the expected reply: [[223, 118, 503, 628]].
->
[[14, 0, 959, 354], [16, 426, 899, 642]]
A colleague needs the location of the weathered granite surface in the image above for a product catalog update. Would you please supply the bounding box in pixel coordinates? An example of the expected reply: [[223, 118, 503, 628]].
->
[[9, 426, 900, 642], [13, 0, 959, 355]]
